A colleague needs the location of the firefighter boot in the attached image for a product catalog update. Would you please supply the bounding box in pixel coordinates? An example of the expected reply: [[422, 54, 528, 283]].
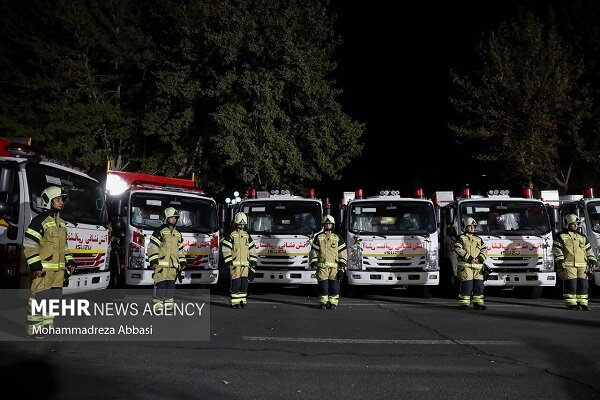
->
[[580, 304, 590, 311], [473, 303, 487, 310], [566, 304, 581, 311]]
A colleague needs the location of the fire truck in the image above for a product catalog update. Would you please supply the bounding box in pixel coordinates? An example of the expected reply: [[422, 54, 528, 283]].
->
[[105, 170, 219, 286], [558, 187, 600, 287], [230, 189, 324, 286], [0, 138, 111, 293], [340, 189, 440, 297], [438, 187, 557, 298]]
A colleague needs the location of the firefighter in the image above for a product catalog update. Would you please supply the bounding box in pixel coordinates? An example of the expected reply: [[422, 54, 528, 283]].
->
[[221, 212, 257, 309], [23, 186, 77, 337], [310, 215, 347, 310], [147, 207, 187, 311], [454, 217, 488, 310], [553, 214, 597, 310]]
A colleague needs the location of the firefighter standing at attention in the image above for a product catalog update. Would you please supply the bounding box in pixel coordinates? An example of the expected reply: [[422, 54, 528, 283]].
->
[[553, 214, 597, 310], [454, 217, 488, 310], [310, 215, 347, 310], [23, 186, 77, 337], [221, 212, 257, 309], [147, 207, 187, 311]]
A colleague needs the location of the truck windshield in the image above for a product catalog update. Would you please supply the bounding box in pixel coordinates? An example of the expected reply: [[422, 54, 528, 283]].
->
[[586, 201, 600, 234], [459, 201, 551, 235], [240, 200, 322, 235], [26, 163, 107, 225], [130, 193, 217, 234], [348, 201, 436, 235]]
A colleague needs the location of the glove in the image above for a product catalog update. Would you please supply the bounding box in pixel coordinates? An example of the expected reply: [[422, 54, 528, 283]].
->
[[63, 267, 72, 287], [482, 264, 492, 281], [150, 259, 158, 269], [588, 259, 598, 269], [177, 268, 184, 283], [556, 260, 565, 270], [248, 269, 255, 282], [310, 262, 317, 270], [336, 265, 345, 281], [179, 262, 187, 270]]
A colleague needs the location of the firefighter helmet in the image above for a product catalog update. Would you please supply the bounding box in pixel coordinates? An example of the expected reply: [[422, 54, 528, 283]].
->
[[322, 215, 335, 225], [41, 186, 67, 210], [234, 212, 248, 225], [563, 214, 581, 226], [462, 217, 477, 230], [164, 207, 180, 220]]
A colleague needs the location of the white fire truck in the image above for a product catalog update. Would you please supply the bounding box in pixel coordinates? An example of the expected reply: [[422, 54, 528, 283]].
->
[[558, 188, 600, 287], [231, 189, 324, 286], [105, 170, 219, 286], [0, 138, 111, 293], [438, 187, 557, 298], [341, 189, 440, 297]]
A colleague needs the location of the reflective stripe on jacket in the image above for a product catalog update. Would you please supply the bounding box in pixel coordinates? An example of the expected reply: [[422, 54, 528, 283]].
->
[[454, 232, 487, 270], [553, 230, 597, 268], [309, 231, 347, 267], [221, 229, 257, 267]]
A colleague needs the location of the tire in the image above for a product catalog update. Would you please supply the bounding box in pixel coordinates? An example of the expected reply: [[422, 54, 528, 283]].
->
[[518, 286, 542, 299], [408, 285, 433, 298]]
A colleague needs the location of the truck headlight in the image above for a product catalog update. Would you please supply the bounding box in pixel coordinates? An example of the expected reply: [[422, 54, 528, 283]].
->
[[209, 247, 219, 270], [348, 245, 362, 271], [128, 255, 145, 269], [425, 249, 439, 271], [543, 252, 554, 271]]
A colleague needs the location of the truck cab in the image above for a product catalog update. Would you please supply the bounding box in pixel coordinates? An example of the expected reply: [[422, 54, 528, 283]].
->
[[439, 188, 556, 298], [0, 139, 111, 293], [232, 189, 323, 286], [106, 170, 219, 286], [341, 189, 439, 297], [558, 188, 600, 287]]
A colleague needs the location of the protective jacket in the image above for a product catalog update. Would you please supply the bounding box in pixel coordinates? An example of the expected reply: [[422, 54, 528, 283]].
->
[[222, 229, 257, 279], [148, 225, 186, 283], [553, 230, 597, 269], [454, 233, 488, 270], [23, 210, 75, 290]]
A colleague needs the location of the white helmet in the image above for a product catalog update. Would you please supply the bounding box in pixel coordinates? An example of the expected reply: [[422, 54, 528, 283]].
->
[[164, 207, 180, 220], [462, 217, 477, 230], [41, 186, 67, 210], [234, 212, 248, 225], [563, 214, 580, 226], [322, 215, 335, 225]]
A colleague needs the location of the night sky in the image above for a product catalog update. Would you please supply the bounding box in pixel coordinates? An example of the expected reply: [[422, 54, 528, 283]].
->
[[317, 1, 540, 203]]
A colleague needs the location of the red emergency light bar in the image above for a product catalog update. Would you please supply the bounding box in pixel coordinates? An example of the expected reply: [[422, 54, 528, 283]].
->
[[2, 139, 87, 172], [355, 188, 363, 199], [583, 187, 595, 198], [414, 188, 424, 199], [521, 187, 533, 198], [307, 188, 316, 198], [324, 197, 330, 209], [461, 187, 471, 199], [247, 188, 257, 199], [108, 170, 195, 189]]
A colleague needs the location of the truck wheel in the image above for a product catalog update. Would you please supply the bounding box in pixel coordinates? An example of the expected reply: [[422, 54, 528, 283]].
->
[[519, 286, 542, 299], [408, 285, 433, 298]]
